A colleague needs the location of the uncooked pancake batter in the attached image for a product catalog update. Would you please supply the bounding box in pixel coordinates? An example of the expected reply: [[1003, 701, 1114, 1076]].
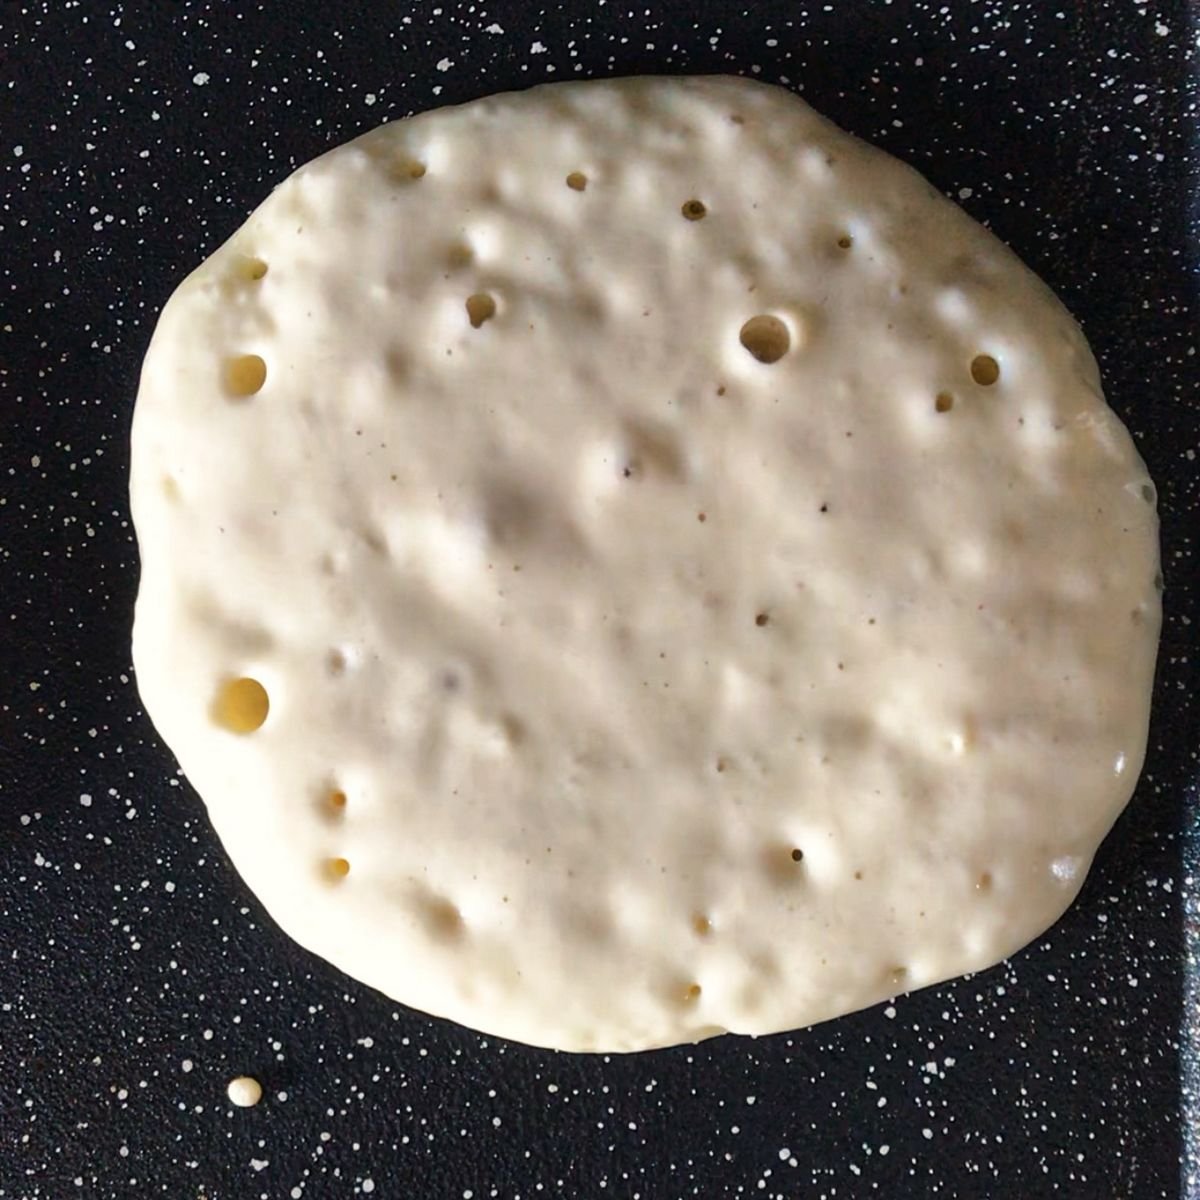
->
[[130, 76, 1161, 1052]]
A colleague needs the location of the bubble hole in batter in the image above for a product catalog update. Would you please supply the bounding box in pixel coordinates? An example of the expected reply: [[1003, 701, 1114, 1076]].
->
[[740, 315, 790, 364], [211, 676, 269, 734], [324, 856, 352, 881], [235, 255, 269, 282], [970, 353, 1001, 386], [466, 293, 497, 328], [223, 354, 267, 398]]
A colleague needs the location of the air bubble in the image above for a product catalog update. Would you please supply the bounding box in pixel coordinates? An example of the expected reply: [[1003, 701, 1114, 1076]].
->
[[739, 315, 790, 364], [466, 293, 497, 328], [235, 255, 268, 282], [224, 354, 267, 398], [970, 354, 1000, 386], [211, 677, 269, 734], [325, 857, 351, 881], [390, 158, 426, 182]]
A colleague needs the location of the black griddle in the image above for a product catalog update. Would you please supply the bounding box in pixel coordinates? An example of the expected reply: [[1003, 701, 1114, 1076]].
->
[[2, 3, 1198, 1197]]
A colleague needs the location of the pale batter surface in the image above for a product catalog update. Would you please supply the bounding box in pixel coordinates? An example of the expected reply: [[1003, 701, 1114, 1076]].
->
[[130, 76, 1161, 1052]]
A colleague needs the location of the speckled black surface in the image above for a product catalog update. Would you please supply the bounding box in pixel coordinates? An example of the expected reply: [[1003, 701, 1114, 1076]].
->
[[2, 3, 1197, 1198]]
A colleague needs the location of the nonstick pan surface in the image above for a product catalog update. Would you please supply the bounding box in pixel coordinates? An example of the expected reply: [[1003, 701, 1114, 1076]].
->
[[2, 3, 1197, 1197]]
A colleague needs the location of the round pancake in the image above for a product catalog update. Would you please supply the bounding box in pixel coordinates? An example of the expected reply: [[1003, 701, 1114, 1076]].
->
[[130, 76, 1161, 1052]]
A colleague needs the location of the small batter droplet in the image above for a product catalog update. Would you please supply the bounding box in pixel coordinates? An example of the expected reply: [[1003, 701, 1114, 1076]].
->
[[227, 1075, 263, 1107]]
